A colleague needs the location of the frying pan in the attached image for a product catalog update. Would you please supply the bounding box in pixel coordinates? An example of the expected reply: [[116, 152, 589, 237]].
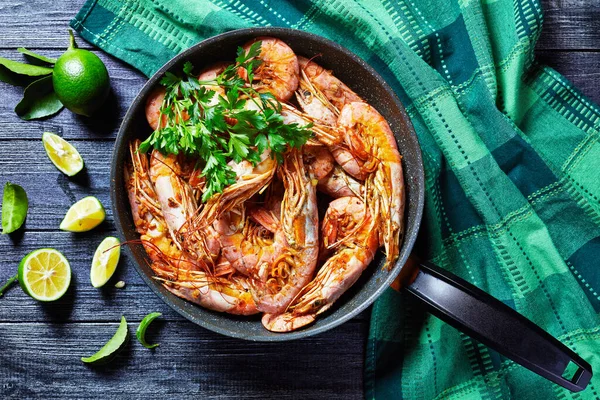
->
[[110, 27, 592, 392]]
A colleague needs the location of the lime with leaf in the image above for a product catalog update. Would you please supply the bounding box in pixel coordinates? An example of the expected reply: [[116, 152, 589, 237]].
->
[[0, 30, 110, 119], [53, 30, 110, 117]]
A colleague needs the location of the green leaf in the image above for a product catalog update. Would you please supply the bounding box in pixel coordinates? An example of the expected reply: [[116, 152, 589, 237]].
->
[[136, 312, 162, 349], [81, 316, 129, 365], [0, 56, 52, 78], [0, 65, 38, 87], [236, 41, 261, 65], [17, 48, 57, 65], [255, 133, 269, 155], [2, 182, 28, 234], [15, 76, 64, 120], [183, 61, 194, 75], [160, 71, 180, 87], [228, 134, 250, 161]]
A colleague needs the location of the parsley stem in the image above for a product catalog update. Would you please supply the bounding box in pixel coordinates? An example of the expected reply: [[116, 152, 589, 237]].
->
[[0, 274, 18, 297]]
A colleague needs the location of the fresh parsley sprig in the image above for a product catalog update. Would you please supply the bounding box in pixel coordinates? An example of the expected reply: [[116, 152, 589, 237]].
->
[[140, 41, 312, 202]]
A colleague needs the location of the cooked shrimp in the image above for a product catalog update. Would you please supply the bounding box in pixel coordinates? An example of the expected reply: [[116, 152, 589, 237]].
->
[[295, 83, 337, 126], [214, 255, 236, 277], [329, 139, 377, 181], [149, 151, 197, 239], [182, 160, 222, 261], [125, 140, 194, 276], [298, 56, 363, 113], [214, 158, 320, 314], [242, 37, 299, 102], [214, 205, 284, 281], [145, 87, 167, 131], [163, 272, 258, 316], [280, 103, 343, 147], [126, 140, 257, 315], [252, 149, 320, 314], [303, 144, 365, 198], [317, 165, 364, 199], [303, 144, 335, 181], [262, 196, 378, 332], [195, 150, 277, 227], [149, 151, 220, 266], [198, 62, 228, 84], [339, 102, 404, 269], [282, 102, 372, 181], [295, 58, 381, 181], [145, 87, 193, 131]]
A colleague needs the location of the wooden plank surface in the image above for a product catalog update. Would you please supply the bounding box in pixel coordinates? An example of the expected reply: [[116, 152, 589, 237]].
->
[[0, 321, 366, 399], [0, 0, 599, 398]]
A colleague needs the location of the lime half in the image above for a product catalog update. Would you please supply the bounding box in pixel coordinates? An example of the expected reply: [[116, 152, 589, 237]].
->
[[18, 248, 71, 301], [60, 196, 105, 232], [91, 237, 121, 288], [42, 132, 84, 176]]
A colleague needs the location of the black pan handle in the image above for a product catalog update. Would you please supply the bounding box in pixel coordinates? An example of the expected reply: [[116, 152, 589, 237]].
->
[[403, 261, 592, 392]]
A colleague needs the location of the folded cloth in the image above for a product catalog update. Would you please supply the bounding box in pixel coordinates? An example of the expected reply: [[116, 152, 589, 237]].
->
[[71, 0, 600, 398]]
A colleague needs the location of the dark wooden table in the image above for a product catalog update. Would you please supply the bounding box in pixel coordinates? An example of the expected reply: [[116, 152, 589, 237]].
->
[[0, 1, 598, 398]]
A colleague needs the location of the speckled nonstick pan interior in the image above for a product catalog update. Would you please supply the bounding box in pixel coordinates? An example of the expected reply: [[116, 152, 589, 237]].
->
[[111, 27, 425, 341]]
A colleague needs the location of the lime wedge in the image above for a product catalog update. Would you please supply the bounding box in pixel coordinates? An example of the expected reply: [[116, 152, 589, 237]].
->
[[42, 132, 84, 176], [81, 316, 128, 365], [60, 196, 105, 232], [91, 237, 121, 288], [18, 248, 71, 302]]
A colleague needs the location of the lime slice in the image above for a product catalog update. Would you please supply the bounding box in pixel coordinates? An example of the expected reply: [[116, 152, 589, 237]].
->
[[136, 312, 162, 349], [60, 196, 105, 232], [42, 132, 84, 176], [91, 237, 121, 288], [18, 248, 71, 302], [81, 316, 128, 365]]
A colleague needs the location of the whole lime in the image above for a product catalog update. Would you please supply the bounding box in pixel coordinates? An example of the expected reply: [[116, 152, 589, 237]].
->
[[53, 30, 110, 117]]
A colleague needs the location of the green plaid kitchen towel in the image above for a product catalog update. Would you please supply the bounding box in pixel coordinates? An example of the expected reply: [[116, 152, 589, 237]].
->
[[71, 0, 600, 398]]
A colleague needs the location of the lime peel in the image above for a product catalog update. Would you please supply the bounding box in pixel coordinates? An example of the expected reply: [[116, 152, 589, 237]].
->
[[136, 312, 162, 349], [81, 316, 128, 364]]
